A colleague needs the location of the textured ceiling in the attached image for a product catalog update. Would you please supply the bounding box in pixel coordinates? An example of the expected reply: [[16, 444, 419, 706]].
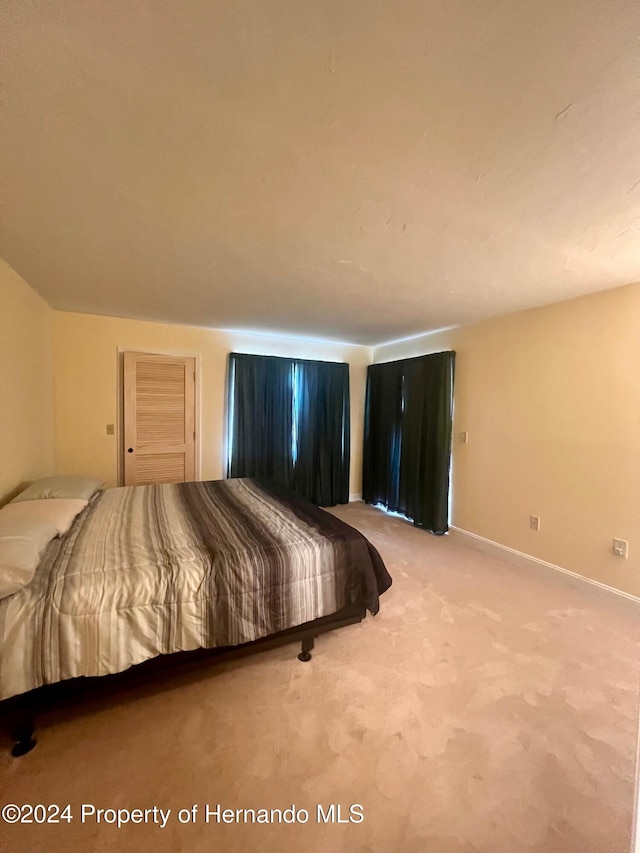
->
[[1, 0, 639, 345]]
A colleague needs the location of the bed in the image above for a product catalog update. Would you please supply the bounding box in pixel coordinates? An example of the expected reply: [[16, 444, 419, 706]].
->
[[0, 477, 391, 755]]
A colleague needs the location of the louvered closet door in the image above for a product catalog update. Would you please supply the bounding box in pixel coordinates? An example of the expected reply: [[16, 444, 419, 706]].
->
[[123, 352, 196, 486]]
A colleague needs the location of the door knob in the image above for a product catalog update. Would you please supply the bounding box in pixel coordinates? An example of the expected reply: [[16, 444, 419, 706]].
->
[[127, 448, 134, 453]]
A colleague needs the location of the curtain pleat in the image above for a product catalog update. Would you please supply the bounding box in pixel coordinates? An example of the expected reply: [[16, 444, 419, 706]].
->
[[362, 360, 404, 509], [293, 361, 350, 506], [363, 351, 455, 533], [227, 353, 350, 506]]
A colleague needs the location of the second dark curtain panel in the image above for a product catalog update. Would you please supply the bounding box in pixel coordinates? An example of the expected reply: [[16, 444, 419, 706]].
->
[[363, 351, 455, 534], [227, 353, 350, 506]]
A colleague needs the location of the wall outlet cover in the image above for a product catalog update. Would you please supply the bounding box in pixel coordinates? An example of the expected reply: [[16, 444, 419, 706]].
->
[[613, 538, 629, 559]]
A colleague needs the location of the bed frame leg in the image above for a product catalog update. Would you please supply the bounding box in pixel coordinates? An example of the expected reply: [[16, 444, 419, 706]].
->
[[11, 714, 37, 757], [297, 636, 314, 662]]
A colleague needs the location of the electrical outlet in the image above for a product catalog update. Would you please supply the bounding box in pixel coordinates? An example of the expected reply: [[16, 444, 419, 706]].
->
[[459, 431, 468, 444], [529, 515, 540, 531], [106, 424, 114, 435], [613, 538, 629, 559]]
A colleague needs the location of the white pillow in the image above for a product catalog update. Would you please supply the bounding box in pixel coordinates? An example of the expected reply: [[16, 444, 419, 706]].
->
[[0, 498, 88, 536], [12, 476, 103, 503], [0, 515, 59, 600]]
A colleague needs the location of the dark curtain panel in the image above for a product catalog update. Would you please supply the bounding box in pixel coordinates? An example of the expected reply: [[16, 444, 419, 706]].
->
[[293, 360, 350, 506], [362, 359, 404, 509], [227, 353, 294, 486], [227, 353, 350, 506], [363, 351, 455, 534]]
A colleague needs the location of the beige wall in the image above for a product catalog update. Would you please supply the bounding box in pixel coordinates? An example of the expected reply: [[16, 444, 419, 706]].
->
[[0, 258, 54, 503], [53, 312, 370, 497], [374, 282, 640, 595]]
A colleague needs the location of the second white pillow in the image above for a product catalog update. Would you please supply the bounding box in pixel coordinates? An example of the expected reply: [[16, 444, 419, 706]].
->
[[0, 498, 88, 537]]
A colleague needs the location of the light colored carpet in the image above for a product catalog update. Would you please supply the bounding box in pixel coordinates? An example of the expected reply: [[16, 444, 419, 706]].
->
[[1, 503, 639, 853]]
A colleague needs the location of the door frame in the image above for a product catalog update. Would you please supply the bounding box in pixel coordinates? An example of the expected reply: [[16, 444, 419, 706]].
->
[[116, 347, 202, 487]]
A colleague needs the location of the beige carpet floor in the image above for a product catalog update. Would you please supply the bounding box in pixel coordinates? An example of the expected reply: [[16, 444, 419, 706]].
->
[[1, 503, 639, 853]]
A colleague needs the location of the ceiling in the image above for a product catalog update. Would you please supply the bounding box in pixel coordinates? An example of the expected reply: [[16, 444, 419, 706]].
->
[[1, 0, 639, 346]]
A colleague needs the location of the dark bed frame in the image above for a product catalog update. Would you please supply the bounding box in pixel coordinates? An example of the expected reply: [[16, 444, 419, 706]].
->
[[1, 604, 365, 757]]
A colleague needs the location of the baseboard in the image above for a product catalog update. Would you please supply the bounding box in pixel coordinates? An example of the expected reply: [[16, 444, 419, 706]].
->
[[349, 493, 363, 503], [448, 526, 640, 605]]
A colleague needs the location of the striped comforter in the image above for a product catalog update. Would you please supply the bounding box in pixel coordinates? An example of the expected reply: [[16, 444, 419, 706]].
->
[[0, 478, 391, 701]]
